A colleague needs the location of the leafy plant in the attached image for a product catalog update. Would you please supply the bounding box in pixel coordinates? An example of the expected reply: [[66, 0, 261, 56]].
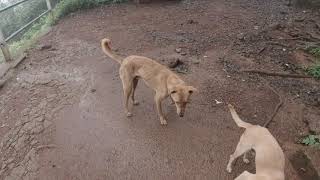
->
[[0, 0, 127, 63], [301, 135, 320, 147], [309, 47, 320, 57], [49, 0, 127, 25], [306, 64, 320, 79]]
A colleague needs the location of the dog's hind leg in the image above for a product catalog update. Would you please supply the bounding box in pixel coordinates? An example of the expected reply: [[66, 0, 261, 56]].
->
[[243, 151, 250, 164], [227, 133, 252, 173], [154, 93, 167, 125], [234, 171, 255, 180], [120, 70, 134, 117], [131, 77, 139, 105]]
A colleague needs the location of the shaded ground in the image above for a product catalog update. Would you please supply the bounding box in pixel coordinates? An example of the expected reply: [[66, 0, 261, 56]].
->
[[0, 0, 320, 179]]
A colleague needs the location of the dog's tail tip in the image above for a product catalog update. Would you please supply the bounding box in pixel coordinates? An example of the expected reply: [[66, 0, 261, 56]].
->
[[227, 104, 234, 110], [101, 38, 111, 45]]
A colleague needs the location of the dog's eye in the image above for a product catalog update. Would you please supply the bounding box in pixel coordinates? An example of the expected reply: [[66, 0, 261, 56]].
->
[[171, 90, 177, 94], [188, 90, 193, 94]]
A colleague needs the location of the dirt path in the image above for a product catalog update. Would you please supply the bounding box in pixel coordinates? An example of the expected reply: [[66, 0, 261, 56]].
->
[[1, 0, 319, 179]]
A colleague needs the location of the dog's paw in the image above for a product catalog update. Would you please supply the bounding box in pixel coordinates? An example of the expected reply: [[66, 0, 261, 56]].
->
[[133, 101, 140, 106], [243, 158, 250, 164], [160, 119, 168, 125], [126, 112, 133, 117], [226, 166, 232, 173]]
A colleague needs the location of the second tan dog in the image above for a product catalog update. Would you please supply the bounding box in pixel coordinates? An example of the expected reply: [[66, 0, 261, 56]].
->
[[101, 38, 197, 125], [226, 104, 285, 180]]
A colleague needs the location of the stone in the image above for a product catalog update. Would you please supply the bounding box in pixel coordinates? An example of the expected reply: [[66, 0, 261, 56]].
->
[[304, 108, 320, 134], [168, 59, 183, 68], [38, 44, 52, 51], [237, 33, 245, 40], [180, 52, 187, 56]]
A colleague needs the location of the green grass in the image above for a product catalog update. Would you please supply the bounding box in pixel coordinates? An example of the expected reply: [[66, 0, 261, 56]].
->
[[306, 47, 320, 79], [306, 63, 320, 79], [48, 0, 127, 25], [0, 0, 126, 63], [309, 47, 320, 57], [301, 135, 320, 148]]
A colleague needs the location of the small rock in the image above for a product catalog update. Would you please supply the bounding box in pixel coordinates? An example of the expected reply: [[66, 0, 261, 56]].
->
[[187, 19, 197, 24], [90, 89, 96, 93], [280, 11, 287, 14], [237, 33, 245, 40], [180, 52, 187, 56], [192, 58, 201, 64], [35, 116, 45, 122], [304, 109, 320, 134], [254, 26, 259, 30], [38, 44, 52, 51], [175, 48, 182, 53], [168, 59, 183, 68]]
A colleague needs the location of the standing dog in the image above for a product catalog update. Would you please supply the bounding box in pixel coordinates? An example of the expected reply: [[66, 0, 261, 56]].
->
[[101, 38, 197, 125], [226, 104, 285, 180]]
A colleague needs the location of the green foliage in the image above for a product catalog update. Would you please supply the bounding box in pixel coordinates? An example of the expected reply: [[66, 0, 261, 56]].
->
[[305, 47, 320, 79], [302, 135, 320, 148], [306, 64, 320, 79], [0, 0, 126, 63], [48, 0, 127, 25], [309, 47, 320, 57], [0, 0, 47, 38]]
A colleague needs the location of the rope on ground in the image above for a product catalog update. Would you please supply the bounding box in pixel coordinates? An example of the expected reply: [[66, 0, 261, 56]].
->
[[263, 82, 284, 128], [241, 69, 312, 78]]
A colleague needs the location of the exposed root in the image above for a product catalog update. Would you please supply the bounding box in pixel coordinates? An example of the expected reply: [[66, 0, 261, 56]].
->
[[35, 144, 57, 152], [263, 82, 284, 127], [241, 69, 312, 78]]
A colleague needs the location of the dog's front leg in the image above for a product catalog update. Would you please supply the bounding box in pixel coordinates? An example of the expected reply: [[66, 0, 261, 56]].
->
[[155, 93, 167, 125]]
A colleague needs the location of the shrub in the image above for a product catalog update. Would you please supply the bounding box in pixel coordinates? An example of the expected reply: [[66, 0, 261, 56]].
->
[[302, 135, 320, 148]]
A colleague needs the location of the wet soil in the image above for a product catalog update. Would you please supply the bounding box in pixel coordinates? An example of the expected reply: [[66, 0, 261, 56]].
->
[[0, 0, 320, 179]]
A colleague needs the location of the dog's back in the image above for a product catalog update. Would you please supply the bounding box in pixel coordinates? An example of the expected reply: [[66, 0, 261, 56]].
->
[[245, 126, 285, 174], [228, 104, 285, 180]]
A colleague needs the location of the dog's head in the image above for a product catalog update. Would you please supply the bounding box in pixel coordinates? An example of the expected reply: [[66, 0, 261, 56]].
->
[[169, 85, 197, 117]]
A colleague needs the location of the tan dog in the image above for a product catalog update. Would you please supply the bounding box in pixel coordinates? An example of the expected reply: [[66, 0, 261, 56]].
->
[[101, 38, 197, 125], [226, 104, 285, 180]]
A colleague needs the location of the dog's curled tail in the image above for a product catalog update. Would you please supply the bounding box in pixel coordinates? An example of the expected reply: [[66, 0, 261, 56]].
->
[[228, 104, 252, 129], [101, 38, 123, 64]]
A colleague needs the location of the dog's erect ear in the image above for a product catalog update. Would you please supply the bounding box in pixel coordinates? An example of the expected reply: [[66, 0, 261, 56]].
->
[[188, 86, 198, 94]]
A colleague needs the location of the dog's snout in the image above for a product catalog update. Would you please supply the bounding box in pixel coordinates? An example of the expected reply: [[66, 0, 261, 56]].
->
[[179, 113, 184, 117]]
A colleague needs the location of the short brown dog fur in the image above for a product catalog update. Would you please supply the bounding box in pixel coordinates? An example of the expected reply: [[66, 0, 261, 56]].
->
[[227, 104, 285, 180], [101, 38, 197, 125]]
